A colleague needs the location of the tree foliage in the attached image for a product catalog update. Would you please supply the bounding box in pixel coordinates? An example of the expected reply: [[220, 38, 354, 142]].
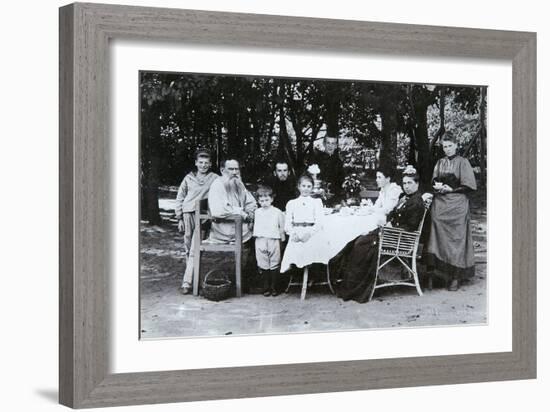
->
[[140, 72, 486, 223]]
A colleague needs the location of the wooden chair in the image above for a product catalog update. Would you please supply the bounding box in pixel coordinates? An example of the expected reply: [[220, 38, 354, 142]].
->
[[368, 194, 432, 301], [192, 199, 244, 297], [285, 266, 335, 301], [285, 266, 310, 301]]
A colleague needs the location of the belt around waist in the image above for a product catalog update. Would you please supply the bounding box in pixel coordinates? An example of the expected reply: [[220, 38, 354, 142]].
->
[[292, 222, 315, 227], [212, 217, 244, 223]]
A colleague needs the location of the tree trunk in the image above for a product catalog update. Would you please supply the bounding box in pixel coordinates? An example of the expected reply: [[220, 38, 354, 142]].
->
[[264, 110, 276, 153], [304, 121, 322, 156], [142, 155, 162, 225], [408, 85, 438, 188], [463, 129, 481, 158], [430, 87, 446, 152], [413, 106, 432, 188], [407, 124, 417, 166], [325, 83, 340, 138], [225, 83, 241, 158], [226, 107, 239, 158], [379, 105, 398, 171], [140, 107, 162, 225], [289, 110, 304, 165], [216, 122, 223, 169], [277, 104, 297, 175]]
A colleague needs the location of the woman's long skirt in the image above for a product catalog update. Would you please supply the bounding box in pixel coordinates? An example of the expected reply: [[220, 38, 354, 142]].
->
[[328, 231, 379, 303], [425, 193, 475, 280]]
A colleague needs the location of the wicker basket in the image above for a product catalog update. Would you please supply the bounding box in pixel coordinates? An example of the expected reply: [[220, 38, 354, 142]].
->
[[201, 269, 232, 301]]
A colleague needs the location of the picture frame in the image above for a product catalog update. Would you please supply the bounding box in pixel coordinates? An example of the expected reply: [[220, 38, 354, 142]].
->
[[59, 2, 536, 408]]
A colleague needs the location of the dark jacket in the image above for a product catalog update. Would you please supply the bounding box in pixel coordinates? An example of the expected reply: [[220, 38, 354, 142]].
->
[[387, 191, 425, 232], [262, 175, 297, 212], [305, 148, 345, 202]]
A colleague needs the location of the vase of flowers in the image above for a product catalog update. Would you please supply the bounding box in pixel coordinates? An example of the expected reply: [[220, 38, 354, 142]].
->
[[342, 173, 363, 202], [307, 164, 325, 198]]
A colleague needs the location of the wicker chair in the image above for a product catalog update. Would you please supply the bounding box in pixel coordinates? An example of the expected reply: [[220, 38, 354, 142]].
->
[[368, 194, 432, 301], [192, 199, 244, 297]]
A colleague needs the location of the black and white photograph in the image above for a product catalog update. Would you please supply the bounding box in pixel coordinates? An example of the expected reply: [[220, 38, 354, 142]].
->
[[3, 0, 546, 409], [139, 71, 487, 339]]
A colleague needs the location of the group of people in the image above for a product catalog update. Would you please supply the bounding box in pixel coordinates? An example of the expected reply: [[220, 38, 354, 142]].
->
[[175, 148, 321, 297], [174, 134, 477, 302]]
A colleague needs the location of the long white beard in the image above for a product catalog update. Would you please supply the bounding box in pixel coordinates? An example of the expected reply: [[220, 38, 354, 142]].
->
[[223, 176, 246, 204]]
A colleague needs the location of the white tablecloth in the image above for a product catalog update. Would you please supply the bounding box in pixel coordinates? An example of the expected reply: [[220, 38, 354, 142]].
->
[[280, 212, 384, 272]]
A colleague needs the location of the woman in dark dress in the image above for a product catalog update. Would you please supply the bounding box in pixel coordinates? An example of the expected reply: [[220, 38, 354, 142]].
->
[[329, 170, 426, 303], [425, 136, 477, 291]]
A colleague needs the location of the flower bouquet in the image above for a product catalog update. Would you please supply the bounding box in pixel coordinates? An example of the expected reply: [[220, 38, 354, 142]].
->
[[342, 173, 363, 200], [307, 164, 326, 199]]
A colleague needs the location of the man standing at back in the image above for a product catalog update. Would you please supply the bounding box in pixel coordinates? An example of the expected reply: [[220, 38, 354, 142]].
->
[[263, 160, 296, 212], [305, 135, 345, 205]]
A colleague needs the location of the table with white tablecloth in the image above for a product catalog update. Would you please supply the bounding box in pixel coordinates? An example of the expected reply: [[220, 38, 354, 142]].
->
[[280, 211, 385, 273]]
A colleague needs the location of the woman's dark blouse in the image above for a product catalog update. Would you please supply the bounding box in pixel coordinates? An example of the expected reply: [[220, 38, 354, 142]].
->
[[387, 191, 426, 232]]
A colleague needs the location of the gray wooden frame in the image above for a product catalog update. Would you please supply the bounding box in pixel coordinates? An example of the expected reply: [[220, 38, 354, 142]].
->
[[59, 2, 536, 408]]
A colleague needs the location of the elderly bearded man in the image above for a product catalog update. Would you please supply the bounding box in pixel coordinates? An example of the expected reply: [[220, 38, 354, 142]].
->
[[208, 159, 257, 242], [180, 158, 257, 294]]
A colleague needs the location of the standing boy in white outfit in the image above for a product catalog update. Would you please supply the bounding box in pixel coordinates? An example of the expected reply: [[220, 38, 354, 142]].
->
[[253, 186, 286, 296], [174, 149, 218, 294]]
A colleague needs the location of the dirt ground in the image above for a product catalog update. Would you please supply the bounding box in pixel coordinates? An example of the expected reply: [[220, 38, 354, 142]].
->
[[140, 192, 487, 339], [140, 193, 487, 339]]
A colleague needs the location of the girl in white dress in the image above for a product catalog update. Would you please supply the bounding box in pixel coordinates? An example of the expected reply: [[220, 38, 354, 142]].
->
[[280, 174, 324, 272]]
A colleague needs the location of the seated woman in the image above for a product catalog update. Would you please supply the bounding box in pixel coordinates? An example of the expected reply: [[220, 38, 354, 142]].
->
[[329, 168, 426, 303], [367, 166, 403, 219]]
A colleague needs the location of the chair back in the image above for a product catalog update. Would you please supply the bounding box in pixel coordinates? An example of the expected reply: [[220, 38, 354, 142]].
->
[[379, 226, 419, 256], [192, 198, 245, 297], [195, 198, 210, 217], [194, 199, 211, 242]]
